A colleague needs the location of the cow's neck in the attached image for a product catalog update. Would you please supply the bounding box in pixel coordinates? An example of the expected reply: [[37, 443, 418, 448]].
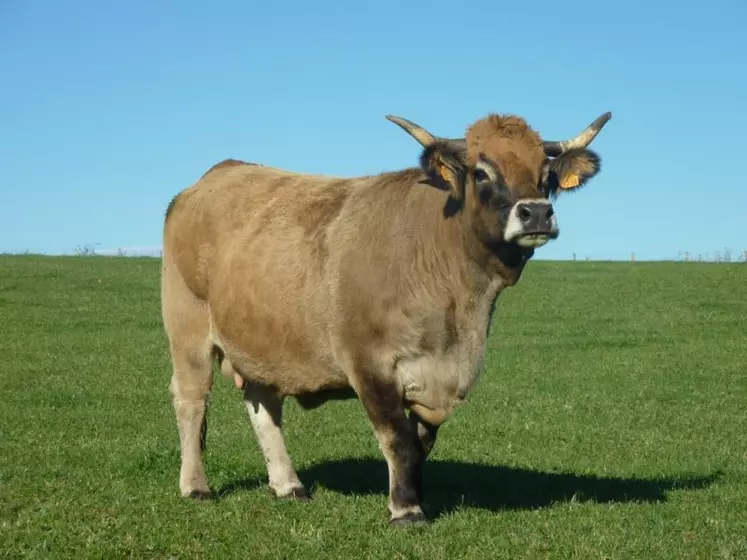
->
[[393, 199, 508, 425], [448, 205, 530, 290]]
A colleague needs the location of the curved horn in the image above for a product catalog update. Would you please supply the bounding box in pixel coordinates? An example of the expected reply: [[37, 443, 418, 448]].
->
[[385, 115, 438, 148], [542, 112, 612, 157], [386, 115, 470, 155]]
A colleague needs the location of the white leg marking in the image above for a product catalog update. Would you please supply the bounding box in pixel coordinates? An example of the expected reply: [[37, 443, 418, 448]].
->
[[245, 390, 304, 497]]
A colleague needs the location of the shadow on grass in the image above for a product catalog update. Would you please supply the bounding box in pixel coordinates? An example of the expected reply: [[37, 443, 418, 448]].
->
[[218, 458, 720, 517]]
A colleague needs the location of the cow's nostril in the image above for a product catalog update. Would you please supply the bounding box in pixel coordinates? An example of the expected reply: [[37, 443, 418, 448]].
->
[[546, 206, 554, 219], [518, 205, 533, 222]]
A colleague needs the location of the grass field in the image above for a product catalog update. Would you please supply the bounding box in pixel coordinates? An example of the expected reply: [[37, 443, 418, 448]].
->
[[1, 255, 745, 558]]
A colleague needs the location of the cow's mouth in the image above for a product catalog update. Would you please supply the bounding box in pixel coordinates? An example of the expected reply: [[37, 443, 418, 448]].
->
[[515, 231, 558, 248]]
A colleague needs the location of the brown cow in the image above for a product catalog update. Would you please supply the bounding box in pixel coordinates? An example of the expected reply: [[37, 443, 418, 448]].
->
[[161, 110, 611, 526]]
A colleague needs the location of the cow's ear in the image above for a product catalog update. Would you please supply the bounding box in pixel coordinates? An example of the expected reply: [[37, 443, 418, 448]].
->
[[543, 148, 601, 198], [419, 141, 467, 202]]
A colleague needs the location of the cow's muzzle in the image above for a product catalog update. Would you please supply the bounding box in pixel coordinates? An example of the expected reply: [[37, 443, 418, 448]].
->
[[504, 200, 559, 248]]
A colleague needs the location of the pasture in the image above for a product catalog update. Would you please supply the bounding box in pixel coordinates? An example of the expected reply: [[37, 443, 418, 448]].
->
[[1, 255, 745, 558]]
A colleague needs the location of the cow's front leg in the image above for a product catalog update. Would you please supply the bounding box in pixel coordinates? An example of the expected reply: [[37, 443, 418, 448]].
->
[[408, 411, 440, 503], [354, 375, 426, 526]]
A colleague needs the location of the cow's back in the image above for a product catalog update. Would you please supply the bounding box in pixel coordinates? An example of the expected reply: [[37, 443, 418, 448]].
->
[[165, 161, 347, 292]]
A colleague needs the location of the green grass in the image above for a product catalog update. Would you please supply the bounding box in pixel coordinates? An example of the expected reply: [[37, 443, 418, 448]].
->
[[1, 255, 745, 559]]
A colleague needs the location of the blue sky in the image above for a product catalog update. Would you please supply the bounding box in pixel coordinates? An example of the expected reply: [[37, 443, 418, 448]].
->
[[1, 0, 745, 261]]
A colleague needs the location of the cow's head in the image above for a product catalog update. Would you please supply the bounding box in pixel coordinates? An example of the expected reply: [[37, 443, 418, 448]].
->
[[387, 111, 610, 255]]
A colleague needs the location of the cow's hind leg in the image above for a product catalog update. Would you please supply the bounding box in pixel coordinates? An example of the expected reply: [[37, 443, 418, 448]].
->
[[169, 343, 214, 499], [162, 264, 215, 499], [243, 381, 308, 500]]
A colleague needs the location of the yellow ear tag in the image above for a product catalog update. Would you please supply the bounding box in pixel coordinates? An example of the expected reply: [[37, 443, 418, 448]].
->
[[438, 163, 453, 183], [560, 172, 580, 189]]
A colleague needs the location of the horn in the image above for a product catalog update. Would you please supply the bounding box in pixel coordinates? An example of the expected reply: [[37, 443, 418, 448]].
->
[[386, 115, 470, 155], [385, 115, 438, 147], [542, 112, 612, 157]]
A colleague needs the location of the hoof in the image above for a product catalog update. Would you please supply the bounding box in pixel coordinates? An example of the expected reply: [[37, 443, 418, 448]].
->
[[187, 489, 215, 500], [390, 511, 427, 527], [276, 487, 311, 501]]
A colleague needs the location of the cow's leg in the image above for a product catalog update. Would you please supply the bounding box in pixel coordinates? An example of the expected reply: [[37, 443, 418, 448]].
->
[[408, 411, 440, 503], [243, 382, 308, 500], [162, 259, 215, 500], [166, 329, 214, 499], [354, 375, 426, 526]]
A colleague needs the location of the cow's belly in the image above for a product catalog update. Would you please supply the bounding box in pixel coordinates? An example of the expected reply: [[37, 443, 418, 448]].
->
[[206, 225, 352, 396], [208, 306, 350, 397]]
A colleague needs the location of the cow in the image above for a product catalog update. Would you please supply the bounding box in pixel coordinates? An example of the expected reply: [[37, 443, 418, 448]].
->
[[160, 110, 611, 526]]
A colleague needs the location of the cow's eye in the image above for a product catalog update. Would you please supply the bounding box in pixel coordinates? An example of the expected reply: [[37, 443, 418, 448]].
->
[[474, 168, 489, 182]]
